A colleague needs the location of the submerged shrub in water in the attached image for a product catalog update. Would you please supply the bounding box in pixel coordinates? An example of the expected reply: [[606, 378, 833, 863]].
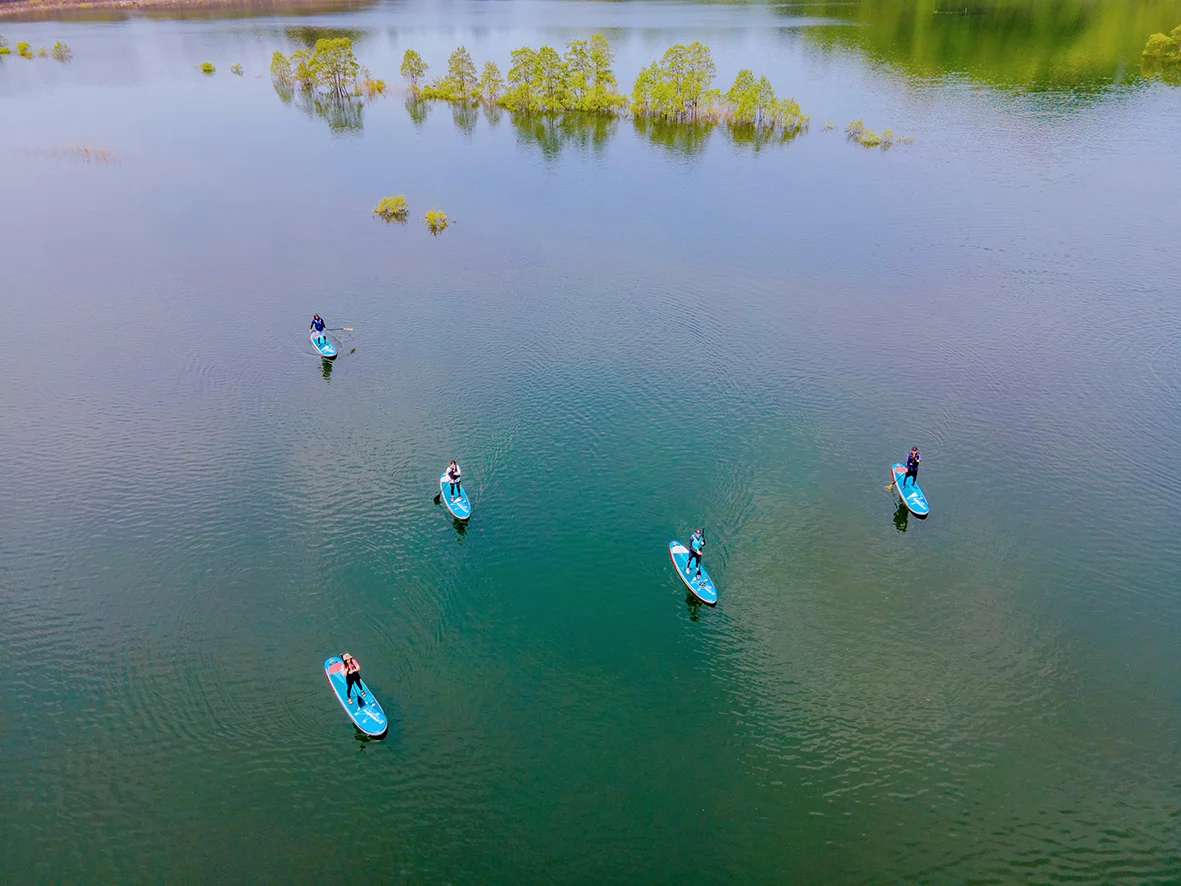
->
[[270, 50, 292, 84], [51, 41, 71, 61], [424, 207, 449, 235], [373, 195, 408, 222], [845, 119, 912, 150], [200, 61, 215, 75], [231, 63, 243, 75], [16, 41, 32, 58]]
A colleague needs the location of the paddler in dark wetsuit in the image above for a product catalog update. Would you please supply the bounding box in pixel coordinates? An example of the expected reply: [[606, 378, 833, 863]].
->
[[341, 652, 366, 707], [904, 447, 921, 487]]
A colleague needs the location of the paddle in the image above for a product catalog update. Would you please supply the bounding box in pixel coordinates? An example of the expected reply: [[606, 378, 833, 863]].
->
[[327, 327, 354, 331]]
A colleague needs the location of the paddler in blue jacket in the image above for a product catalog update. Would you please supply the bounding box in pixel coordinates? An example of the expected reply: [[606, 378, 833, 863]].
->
[[903, 447, 921, 486], [310, 314, 326, 333], [686, 528, 705, 580]]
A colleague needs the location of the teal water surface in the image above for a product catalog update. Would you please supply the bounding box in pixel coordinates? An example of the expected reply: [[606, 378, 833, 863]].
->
[[1, 1, 1180, 882]]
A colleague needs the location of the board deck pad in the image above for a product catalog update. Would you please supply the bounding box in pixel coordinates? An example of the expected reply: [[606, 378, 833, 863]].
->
[[310, 332, 337, 359], [669, 540, 718, 605], [323, 656, 388, 737], [440, 472, 471, 521], [892, 464, 930, 516]]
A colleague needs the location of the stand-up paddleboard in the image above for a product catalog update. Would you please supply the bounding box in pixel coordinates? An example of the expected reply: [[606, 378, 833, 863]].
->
[[892, 464, 929, 517], [439, 472, 471, 521], [323, 656, 388, 738], [669, 540, 718, 605], [310, 331, 337, 360]]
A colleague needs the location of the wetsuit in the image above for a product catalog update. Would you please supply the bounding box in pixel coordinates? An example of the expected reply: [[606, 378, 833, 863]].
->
[[687, 531, 704, 577], [311, 316, 326, 333], [446, 464, 462, 498], [905, 450, 921, 486], [343, 657, 365, 706]]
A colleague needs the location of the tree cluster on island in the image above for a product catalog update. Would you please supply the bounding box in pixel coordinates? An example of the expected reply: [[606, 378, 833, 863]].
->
[[399, 36, 811, 142]]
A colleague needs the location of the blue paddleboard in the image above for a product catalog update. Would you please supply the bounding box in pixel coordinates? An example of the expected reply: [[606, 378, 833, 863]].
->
[[310, 331, 337, 359], [892, 463, 929, 517], [440, 472, 471, 521], [669, 540, 718, 605], [323, 656, 388, 737]]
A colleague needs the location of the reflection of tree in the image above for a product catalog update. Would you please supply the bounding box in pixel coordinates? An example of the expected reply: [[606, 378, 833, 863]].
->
[[632, 116, 714, 158], [284, 26, 370, 49], [1141, 59, 1181, 85], [796, 0, 1181, 91], [404, 95, 431, 128], [724, 122, 804, 152], [296, 91, 365, 135], [450, 101, 479, 137], [504, 111, 617, 160]]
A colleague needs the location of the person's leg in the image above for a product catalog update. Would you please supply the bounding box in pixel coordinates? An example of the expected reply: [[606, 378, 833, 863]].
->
[[450, 482, 456, 497]]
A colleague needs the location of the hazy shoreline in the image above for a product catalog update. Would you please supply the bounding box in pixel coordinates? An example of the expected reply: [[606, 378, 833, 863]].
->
[[0, 0, 373, 21]]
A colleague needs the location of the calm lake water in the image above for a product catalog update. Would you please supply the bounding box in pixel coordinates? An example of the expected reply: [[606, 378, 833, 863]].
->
[[2, 0, 1180, 881]]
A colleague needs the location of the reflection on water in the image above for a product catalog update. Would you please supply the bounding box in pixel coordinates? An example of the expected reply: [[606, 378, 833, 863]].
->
[[404, 95, 431, 128], [283, 24, 370, 48], [274, 80, 366, 133], [2, 0, 376, 23], [893, 499, 908, 533], [506, 110, 618, 160], [633, 116, 715, 158], [684, 591, 703, 622], [450, 100, 479, 138], [800, 0, 1181, 89], [320, 357, 333, 382]]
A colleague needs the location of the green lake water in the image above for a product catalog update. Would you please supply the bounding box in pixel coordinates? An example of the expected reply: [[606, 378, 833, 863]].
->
[[2, 0, 1180, 881]]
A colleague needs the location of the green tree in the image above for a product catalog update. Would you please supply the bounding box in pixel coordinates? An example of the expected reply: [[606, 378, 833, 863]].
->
[[291, 48, 317, 90], [400, 48, 428, 92], [447, 45, 478, 99], [313, 38, 359, 99], [564, 38, 593, 108], [501, 46, 538, 111], [585, 33, 625, 113], [533, 45, 569, 111], [478, 60, 504, 104], [270, 50, 292, 84]]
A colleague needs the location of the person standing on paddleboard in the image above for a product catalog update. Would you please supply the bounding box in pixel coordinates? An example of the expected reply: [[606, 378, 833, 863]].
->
[[310, 314, 326, 334], [445, 460, 463, 502], [686, 528, 705, 580], [904, 447, 921, 487], [341, 652, 366, 707]]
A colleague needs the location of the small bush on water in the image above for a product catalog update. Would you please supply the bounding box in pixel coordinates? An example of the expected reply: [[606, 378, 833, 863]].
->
[[200, 61, 215, 75], [51, 41, 71, 61], [424, 207, 449, 235], [231, 63, 243, 75], [17, 41, 32, 58], [37, 46, 47, 57], [373, 195, 408, 222], [846, 118, 911, 150]]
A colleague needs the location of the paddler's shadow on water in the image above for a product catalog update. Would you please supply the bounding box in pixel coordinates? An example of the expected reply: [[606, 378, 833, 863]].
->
[[893, 499, 909, 533]]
